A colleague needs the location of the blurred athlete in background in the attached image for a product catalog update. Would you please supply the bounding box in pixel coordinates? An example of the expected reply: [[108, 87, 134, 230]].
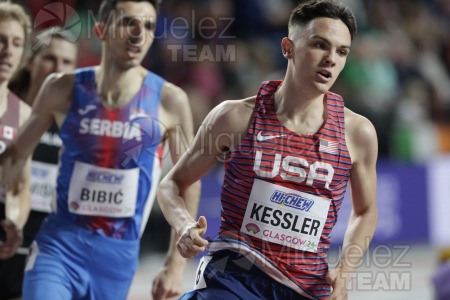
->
[[0, 2, 33, 298], [0, 26, 77, 299]]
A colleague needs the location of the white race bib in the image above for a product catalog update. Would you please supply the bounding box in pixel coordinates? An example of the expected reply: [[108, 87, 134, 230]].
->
[[68, 161, 139, 218], [194, 255, 212, 290], [240, 179, 331, 253], [30, 161, 58, 213]]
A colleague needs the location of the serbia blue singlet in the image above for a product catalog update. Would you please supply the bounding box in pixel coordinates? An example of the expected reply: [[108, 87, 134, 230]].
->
[[23, 67, 166, 300]]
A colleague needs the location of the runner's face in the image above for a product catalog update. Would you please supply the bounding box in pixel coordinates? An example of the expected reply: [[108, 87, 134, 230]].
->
[[29, 38, 77, 89], [0, 19, 25, 83], [105, 1, 156, 67], [287, 18, 351, 93]]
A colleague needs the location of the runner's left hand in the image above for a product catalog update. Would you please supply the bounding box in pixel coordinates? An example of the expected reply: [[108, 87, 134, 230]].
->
[[151, 264, 183, 300]]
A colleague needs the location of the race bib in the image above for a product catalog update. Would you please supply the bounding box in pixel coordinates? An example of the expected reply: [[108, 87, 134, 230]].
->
[[68, 161, 139, 218], [240, 179, 331, 253], [30, 161, 58, 213], [194, 255, 212, 290]]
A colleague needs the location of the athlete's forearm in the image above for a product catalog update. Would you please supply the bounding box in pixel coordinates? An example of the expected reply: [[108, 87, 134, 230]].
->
[[163, 180, 201, 263], [14, 114, 53, 160], [157, 177, 201, 236], [184, 181, 201, 227], [165, 229, 188, 266], [5, 158, 31, 229], [334, 207, 378, 281]]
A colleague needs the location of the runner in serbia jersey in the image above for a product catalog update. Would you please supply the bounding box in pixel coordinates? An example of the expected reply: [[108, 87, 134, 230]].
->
[[184, 81, 352, 300], [23, 67, 165, 299]]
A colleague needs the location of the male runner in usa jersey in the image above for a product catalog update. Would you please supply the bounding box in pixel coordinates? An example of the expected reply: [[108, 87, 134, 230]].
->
[[0, 1, 200, 299], [157, 1, 378, 299]]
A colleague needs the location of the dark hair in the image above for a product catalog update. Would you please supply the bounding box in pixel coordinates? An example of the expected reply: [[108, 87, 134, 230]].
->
[[98, 0, 161, 24], [8, 26, 77, 99], [289, 0, 357, 40]]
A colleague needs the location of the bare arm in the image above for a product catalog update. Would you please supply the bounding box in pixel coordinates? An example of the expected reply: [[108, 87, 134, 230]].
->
[[5, 157, 31, 229], [0, 102, 32, 259], [0, 156, 32, 259], [157, 98, 254, 251], [328, 110, 378, 299], [6, 101, 32, 229], [161, 83, 202, 262], [151, 83, 203, 300], [0, 73, 73, 185]]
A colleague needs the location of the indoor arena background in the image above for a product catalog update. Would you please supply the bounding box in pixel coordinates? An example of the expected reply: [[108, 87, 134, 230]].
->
[[17, 0, 450, 299]]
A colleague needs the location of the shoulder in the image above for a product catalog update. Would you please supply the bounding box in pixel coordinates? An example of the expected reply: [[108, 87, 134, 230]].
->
[[213, 96, 256, 120], [206, 96, 256, 134], [344, 108, 378, 164], [34, 72, 76, 116], [159, 82, 191, 127], [161, 82, 189, 109], [45, 72, 76, 91]]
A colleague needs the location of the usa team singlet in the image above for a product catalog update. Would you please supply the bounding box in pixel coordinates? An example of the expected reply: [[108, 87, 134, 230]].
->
[[55, 67, 164, 239], [207, 81, 352, 299]]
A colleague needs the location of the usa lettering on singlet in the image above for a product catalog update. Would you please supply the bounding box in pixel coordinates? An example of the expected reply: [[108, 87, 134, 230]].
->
[[55, 67, 165, 239], [210, 81, 353, 299]]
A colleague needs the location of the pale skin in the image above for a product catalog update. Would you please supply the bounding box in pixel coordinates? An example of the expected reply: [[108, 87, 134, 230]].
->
[[0, 19, 31, 259], [0, 2, 199, 299], [158, 17, 378, 300], [24, 37, 78, 106]]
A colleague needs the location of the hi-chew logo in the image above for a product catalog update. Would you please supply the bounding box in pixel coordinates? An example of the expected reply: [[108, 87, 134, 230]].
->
[[270, 190, 314, 212], [86, 171, 124, 184]]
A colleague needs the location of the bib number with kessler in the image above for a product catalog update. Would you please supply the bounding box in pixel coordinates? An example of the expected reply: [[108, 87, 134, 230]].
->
[[240, 179, 331, 253]]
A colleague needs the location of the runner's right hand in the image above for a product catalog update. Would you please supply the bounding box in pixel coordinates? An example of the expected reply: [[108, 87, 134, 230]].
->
[[177, 216, 208, 258]]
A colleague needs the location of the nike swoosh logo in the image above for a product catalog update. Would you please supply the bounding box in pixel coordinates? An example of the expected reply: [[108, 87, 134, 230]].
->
[[256, 131, 286, 142], [78, 105, 97, 116]]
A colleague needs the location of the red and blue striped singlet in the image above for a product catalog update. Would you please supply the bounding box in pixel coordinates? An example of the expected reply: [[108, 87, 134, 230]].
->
[[209, 81, 352, 299], [56, 67, 164, 240]]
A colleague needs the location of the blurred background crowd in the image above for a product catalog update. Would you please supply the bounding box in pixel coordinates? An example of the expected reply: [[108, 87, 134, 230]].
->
[[15, 0, 450, 162]]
